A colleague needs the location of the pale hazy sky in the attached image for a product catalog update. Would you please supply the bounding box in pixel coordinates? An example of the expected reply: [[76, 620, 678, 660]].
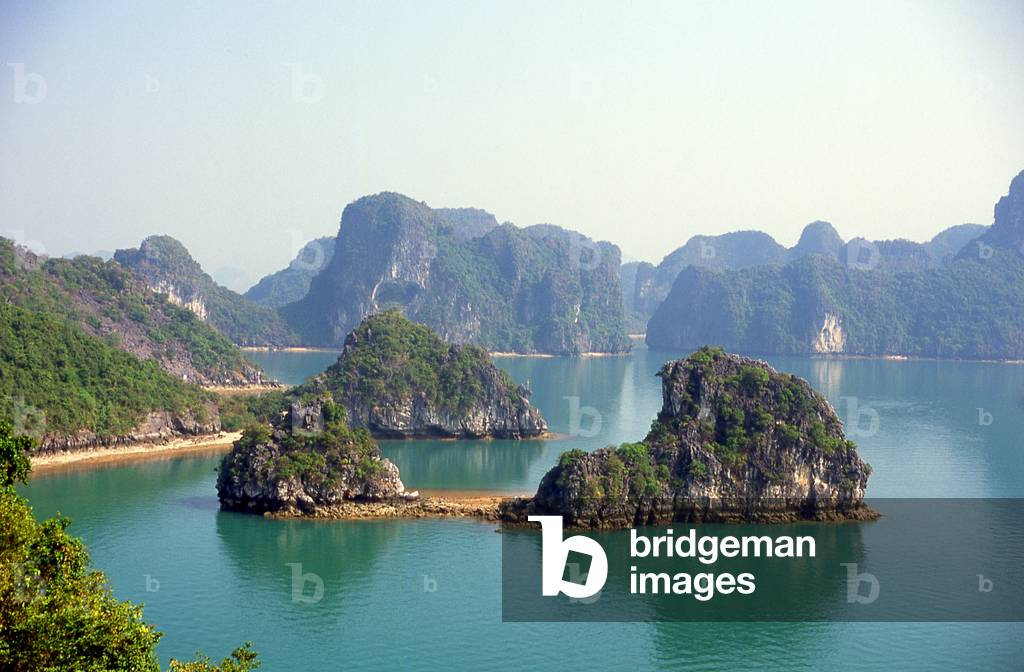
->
[[1, 0, 1022, 291]]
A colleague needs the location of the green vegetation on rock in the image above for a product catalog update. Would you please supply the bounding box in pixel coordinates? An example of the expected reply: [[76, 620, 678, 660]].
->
[[280, 193, 630, 354], [647, 248, 1024, 359], [114, 236, 297, 347], [312, 310, 515, 414], [216, 403, 406, 514], [646, 171, 1024, 359], [0, 302, 215, 443], [511, 348, 872, 528], [291, 311, 547, 438], [0, 238, 266, 386]]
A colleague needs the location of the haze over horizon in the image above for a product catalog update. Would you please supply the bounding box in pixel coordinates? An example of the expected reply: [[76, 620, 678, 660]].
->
[[2, 0, 1022, 291]]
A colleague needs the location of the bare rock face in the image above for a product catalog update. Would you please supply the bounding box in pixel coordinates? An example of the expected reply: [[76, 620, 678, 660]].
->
[[114, 235, 298, 346], [813, 312, 846, 353], [962, 169, 1024, 257], [502, 348, 873, 528], [35, 402, 221, 454], [216, 403, 406, 515], [341, 360, 547, 439]]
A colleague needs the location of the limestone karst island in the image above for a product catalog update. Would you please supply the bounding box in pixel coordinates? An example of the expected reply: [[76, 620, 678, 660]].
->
[[3, 2, 1022, 670]]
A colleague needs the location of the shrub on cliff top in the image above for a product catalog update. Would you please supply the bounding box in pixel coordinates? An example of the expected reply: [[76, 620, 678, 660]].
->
[[306, 310, 524, 414]]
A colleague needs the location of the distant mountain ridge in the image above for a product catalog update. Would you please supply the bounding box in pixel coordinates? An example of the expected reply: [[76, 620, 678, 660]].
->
[[626, 220, 989, 329], [280, 192, 630, 355], [0, 238, 267, 386], [645, 170, 1024, 359], [244, 236, 336, 308], [115, 236, 298, 346]]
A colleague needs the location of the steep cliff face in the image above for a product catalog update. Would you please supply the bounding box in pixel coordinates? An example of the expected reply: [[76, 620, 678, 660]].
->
[[216, 405, 407, 515], [0, 239, 267, 386], [115, 236, 298, 346], [244, 236, 336, 308], [813, 313, 846, 354], [293, 312, 547, 438], [503, 349, 872, 528], [961, 170, 1024, 256], [280, 193, 630, 354], [646, 171, 1024, 359]]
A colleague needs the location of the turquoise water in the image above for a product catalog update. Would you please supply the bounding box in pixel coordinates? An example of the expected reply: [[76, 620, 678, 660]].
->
[[21, 349, 1024, 669]]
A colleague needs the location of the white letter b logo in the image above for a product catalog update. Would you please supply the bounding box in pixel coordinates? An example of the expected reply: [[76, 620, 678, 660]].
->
[[529, 515, 608, 599]]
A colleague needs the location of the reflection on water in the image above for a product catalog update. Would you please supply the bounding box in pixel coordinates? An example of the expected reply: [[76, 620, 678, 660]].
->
[[808, 357, 845, 399], [242, 349, 340, 386], [380, 438, 546, 493]]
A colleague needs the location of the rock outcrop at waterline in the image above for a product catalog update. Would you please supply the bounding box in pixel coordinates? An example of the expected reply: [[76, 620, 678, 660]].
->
[[292, 311, 547, 439], [35, 405, 221, 454], [501, 347, 873, 528], [216, 403, 408, 514]]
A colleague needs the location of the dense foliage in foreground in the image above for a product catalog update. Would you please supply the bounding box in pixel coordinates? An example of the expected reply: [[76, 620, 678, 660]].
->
[[0, 422, 258, 671]]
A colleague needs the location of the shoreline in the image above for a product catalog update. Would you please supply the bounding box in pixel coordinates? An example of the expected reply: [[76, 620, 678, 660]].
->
[[376, 430, 565, 442], [805, 353, 1024, 365], [254, 496, 879, 526], [205, 384, 283, 395], [263, 494, 513, 522], [645, 347, 1024, 365], [28, 429, 567, 478], [30, 431, 242, 475], [240, 346, 342, 353], [489, 351, 631, 358], [240, 343, 1024, 364]]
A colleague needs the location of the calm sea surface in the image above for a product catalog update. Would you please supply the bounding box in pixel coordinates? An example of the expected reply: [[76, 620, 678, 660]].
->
[[21, 348, 1024, 670]]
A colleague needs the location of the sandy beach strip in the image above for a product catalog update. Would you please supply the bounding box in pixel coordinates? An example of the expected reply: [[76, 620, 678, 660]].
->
[[239, 346, 341, 353], [30, 431, 242, 475], [205, 385, 283, 396]]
